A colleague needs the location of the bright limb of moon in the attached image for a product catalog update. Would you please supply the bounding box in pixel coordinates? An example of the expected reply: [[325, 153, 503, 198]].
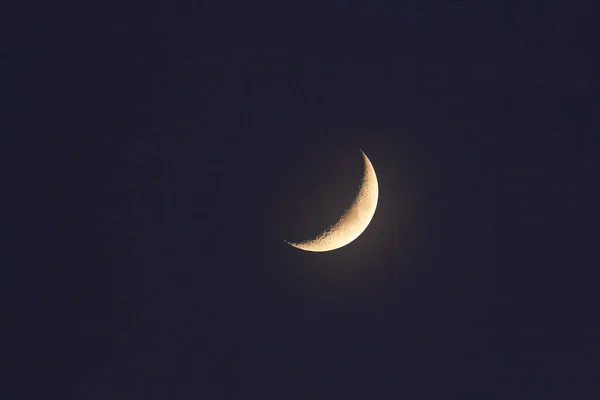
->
[[285, 150, 379, 252]]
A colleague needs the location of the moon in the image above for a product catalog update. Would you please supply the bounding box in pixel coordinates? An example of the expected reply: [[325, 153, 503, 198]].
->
[[286, 150, 379, 252]]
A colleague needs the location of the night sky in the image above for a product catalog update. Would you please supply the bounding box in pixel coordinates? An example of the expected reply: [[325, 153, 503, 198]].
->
[[13, 2, 600, 398]]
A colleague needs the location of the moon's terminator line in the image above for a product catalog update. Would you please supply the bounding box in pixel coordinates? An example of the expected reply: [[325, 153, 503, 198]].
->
[[286, 150, 379, 252]]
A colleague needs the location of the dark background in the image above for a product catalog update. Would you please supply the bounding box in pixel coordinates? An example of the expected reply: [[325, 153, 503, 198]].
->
[[11, 1, 599, 398]]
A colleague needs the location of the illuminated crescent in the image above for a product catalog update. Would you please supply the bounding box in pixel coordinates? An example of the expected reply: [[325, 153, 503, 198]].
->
[[286, 150, 379, 252]]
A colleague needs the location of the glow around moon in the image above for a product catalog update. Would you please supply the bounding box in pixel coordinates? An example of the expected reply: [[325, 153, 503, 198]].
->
[[286, 150, 379, 252]]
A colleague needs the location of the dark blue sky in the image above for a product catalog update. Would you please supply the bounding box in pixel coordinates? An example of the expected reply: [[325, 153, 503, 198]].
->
[[13, 1, 599, 398]]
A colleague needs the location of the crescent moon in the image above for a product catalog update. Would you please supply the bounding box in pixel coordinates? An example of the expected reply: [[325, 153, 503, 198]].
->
[[286, 150, 379, 252]]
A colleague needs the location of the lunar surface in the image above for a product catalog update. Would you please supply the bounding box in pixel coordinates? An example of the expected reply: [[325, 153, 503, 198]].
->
[[286, 150, 379, 252]]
